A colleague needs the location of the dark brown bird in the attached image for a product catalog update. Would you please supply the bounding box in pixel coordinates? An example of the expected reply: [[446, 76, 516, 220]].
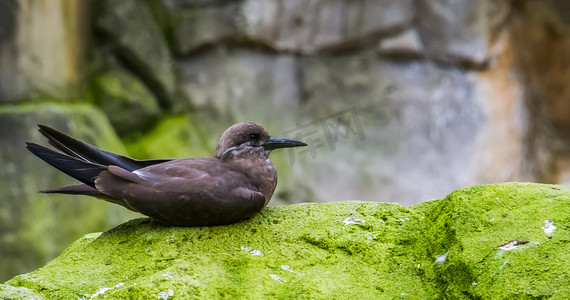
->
[[25, 122, 307, 226]]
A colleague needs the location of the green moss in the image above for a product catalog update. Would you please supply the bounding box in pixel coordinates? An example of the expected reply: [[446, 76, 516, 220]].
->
[[125, 115, 215, 159], [0, 284, 44, 299], [421, 183, 570, 298], [2, 183, 569, 298]]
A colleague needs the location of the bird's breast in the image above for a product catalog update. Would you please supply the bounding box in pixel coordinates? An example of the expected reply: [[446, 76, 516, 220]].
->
[[230, 157, 277, 194], [265, 158, 277, 176]]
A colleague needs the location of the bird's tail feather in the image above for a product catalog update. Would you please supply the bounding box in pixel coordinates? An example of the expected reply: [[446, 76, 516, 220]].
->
[[41, 184, 104, 195], [37, 125, 172, 171], [26, 142, 106, 187], [27, 125, 173, 195]]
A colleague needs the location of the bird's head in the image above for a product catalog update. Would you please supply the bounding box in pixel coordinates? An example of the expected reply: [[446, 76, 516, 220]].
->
[[215, 122, 307, 159]]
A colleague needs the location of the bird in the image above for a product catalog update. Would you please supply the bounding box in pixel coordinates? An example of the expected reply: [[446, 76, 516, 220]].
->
[[25, 122, 307, 226]]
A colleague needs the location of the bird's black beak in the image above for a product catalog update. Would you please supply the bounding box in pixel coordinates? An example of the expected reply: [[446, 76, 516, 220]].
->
[[263, 137, 307, 151]]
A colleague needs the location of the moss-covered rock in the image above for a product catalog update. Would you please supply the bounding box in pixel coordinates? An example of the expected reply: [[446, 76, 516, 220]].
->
[[422, 183, 570, 298], [2, 183, 569, 299], [0, 284, 43, 300], [91, 69, 162, 136], [93, 0, 176, 108]]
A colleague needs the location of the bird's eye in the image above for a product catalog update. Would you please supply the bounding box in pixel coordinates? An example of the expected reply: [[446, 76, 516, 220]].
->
[[249, 133, 259, 140]]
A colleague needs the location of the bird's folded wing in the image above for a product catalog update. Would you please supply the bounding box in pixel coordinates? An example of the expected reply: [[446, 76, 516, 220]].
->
[[94, 162, 267, 225]]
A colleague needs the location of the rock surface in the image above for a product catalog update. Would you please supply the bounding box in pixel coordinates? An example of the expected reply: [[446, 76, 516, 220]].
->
[[90, 68, 162, 135], [0, 0, 88, 101], [2, 183, 568, 299], [94, 0, 177, 108]]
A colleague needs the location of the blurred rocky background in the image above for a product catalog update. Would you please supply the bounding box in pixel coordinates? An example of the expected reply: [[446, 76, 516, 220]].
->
[[1, 0, 569, 282]]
